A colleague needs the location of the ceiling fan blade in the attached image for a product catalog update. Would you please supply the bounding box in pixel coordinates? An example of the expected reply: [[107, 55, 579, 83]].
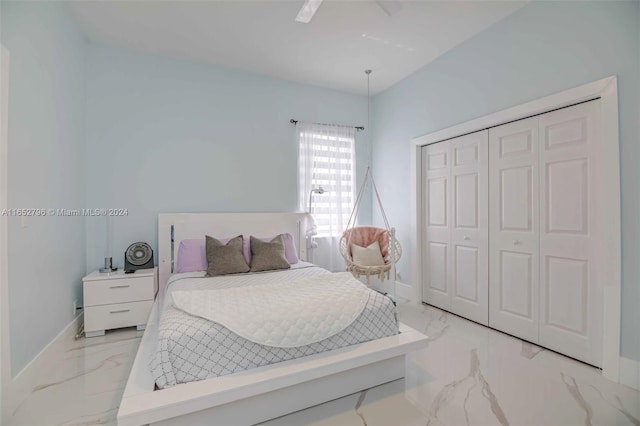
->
[[376, 0, 403, 16], [295, 0, 324, 23]]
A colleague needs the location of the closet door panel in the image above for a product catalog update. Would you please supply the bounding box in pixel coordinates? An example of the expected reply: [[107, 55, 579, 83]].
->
[[499, 250, 534, 317], [450, 130, 489, 325], [489, 117, 539, 342], [539, 100, 602, 367], [422, 142, 452, 310], [500, 166, 533, 231]]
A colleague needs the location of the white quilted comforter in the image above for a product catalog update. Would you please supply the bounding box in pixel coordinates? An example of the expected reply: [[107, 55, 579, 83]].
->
[[149, 264, 398, 388], [171, 272, 370, 347]]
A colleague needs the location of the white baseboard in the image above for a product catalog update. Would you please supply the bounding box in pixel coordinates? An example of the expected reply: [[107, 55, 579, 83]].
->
[[394, 281, 416, 303], [619, 356, 640, 391], [4, 313, 83, 420], [367, 277, 417, 304]]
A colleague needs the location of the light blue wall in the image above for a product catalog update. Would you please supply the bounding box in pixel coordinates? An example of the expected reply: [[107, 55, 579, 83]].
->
[[0, 4, 371, 375], [372, 1, 640, 360], [85, 45, 371, 272], [1, 2, 87, 375]]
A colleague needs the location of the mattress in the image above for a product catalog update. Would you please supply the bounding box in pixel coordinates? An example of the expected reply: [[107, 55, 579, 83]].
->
[[149, 263, 398, 388]]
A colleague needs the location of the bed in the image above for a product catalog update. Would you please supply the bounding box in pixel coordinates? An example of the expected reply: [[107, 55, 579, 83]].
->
[[117, 213, 429, 426]]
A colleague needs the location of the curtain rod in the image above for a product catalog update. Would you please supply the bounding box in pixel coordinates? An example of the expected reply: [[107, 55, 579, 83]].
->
[[290, 119, 364, 132]]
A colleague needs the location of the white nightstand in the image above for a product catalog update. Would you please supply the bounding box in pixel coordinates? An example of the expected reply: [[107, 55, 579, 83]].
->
[[83, 267, 158, 337]]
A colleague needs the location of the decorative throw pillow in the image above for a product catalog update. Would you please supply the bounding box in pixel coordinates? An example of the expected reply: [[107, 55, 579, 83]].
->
[[250, 235, 291, 272], [243, 233, 299, 265], [205, 235, 250, 277], [351, 241, 386, 266], [176, 239, 208, 273]]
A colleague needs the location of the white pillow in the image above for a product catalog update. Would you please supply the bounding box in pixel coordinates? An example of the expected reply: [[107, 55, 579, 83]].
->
[[351, 241, 385, 266]]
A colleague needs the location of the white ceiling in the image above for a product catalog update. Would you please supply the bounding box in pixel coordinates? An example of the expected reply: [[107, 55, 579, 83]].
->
[[69, 0, 527, 95]]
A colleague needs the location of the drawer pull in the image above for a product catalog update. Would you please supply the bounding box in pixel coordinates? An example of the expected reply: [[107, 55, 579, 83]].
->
[[110, 309, 130, 314], [109, 285, 130, 289]]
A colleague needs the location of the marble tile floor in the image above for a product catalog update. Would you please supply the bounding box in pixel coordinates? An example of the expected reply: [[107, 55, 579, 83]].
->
[[5, 327, 144, 426], [5, 303, 640, 425]]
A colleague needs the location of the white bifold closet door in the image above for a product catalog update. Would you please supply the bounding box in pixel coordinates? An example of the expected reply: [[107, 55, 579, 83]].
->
[[423, 130, 488, 325], [538, 101, 603, 367], [489, 100, 603, 367], [422, 141, 451, 310], [488, 117, 540, 342]]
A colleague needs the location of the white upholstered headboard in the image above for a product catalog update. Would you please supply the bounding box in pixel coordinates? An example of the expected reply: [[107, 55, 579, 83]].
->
[[157, 213, 310, 297]]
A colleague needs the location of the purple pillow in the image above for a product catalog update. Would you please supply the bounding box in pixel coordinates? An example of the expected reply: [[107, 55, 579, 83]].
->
[[175, 233, 298, 273], [246, 233, 298, 265], [175, 239, 208, 273]]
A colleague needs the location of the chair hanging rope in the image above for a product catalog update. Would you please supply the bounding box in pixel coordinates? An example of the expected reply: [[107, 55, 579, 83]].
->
[[344, 165, 391, 234], [340, 69, 401, 292]]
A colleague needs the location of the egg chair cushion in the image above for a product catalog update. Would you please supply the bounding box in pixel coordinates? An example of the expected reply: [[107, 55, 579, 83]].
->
[[343, 226, 390, 260]]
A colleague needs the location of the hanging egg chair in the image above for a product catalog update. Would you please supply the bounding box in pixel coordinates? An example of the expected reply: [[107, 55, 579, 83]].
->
[[339, 165, 402, 286]]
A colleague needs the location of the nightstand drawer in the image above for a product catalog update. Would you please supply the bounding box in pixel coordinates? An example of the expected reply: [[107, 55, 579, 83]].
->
[[83, 276, 154, 306], [84, 300, 153, 332]]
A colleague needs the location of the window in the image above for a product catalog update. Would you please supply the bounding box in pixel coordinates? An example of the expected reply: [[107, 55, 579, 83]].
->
[[298, 123, 356, 238]]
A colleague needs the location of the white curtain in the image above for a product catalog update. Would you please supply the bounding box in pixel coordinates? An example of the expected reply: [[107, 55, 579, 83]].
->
[[298, 122, 356, 271]]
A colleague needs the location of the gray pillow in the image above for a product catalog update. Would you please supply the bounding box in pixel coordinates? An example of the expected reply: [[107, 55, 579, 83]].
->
[[205, 235, 250, 277], [250, 235, 291, 272]]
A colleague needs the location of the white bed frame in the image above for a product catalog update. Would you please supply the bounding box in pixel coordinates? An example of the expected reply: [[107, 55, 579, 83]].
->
[[117, 213, 429, 426]]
